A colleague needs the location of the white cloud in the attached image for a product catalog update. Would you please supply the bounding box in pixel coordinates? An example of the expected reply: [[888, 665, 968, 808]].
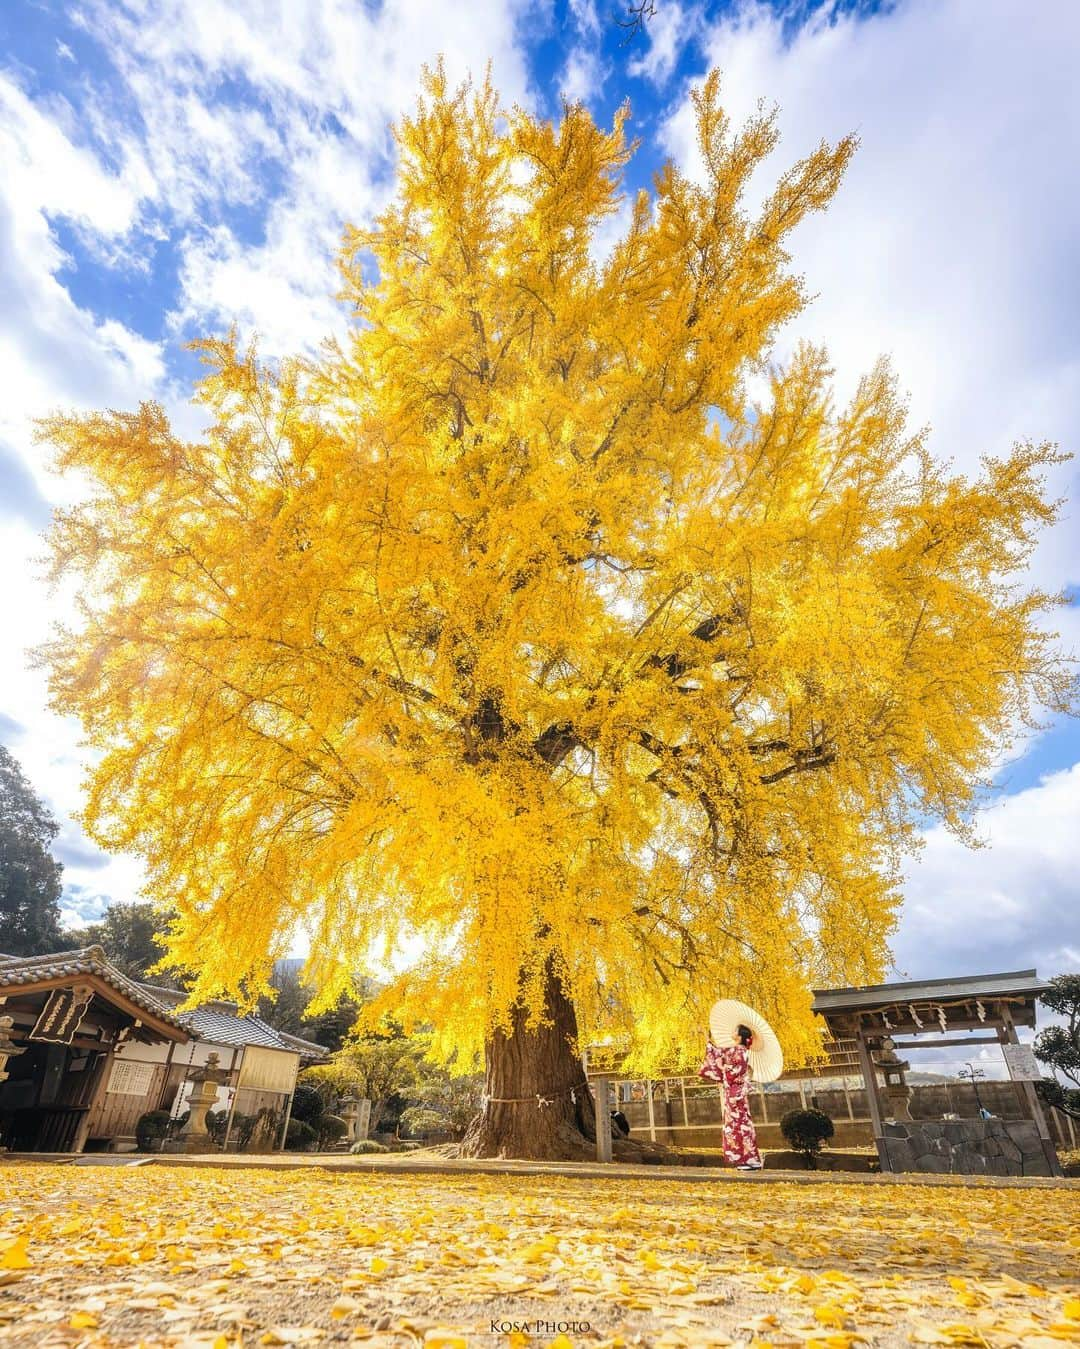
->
[[558, 0, 609, 109], [0, 73, 167, 504], [73, 0, 536, 354], [628, 1, 699, 85], [560, 45, 607, 107], [896, 764, 1080, 979], [569, 0, 602, 38]]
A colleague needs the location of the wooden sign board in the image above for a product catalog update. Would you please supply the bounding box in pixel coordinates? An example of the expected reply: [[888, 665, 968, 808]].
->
[[29, 987, 93, 1045], [1002, 1043, 1042, 1081]]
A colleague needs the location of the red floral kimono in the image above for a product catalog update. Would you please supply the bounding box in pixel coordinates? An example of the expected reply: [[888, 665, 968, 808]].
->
[[700, 1042, 762, 1168]]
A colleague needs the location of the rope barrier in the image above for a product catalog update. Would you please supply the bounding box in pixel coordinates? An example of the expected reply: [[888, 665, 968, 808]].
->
[[481, 1079, 591, 1109]]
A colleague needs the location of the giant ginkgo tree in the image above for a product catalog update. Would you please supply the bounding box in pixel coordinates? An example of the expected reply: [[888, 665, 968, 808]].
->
[[40, 70, 1073, 1158]]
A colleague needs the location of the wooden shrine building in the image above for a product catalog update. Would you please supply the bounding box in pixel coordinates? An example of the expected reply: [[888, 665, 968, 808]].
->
[[0, 946, 190, 1153], [0, 946, 327, 1155], [813, 969, 1061, 1177]]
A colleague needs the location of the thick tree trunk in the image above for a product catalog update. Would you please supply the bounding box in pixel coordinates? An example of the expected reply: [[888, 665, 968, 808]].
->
[[460, 961, 598, 1160]]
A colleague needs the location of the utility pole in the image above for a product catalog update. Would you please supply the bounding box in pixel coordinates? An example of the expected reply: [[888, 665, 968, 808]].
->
[[958, 1061, 987, 1115]]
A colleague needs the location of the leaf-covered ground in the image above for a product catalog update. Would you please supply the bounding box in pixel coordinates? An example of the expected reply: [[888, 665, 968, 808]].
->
[[1, 1164, 1078, 1347]]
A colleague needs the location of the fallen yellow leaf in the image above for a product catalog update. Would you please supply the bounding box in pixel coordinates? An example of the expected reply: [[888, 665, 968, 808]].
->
[[0, 1238, 30, 1271]]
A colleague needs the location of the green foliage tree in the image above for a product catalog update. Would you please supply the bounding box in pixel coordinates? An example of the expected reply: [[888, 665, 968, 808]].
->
[[0, 745, 66, 956], [1035, 974, 1080, 1118], [409, 1051, 483, 1140], [288, 1082, 325, 1125], [135, 1110, 171, 1152], [302, 1033, 423, 1135], [257, 959, 372, 1052], [399, 1106, 449, 1139], [66, 900, 181, 984]]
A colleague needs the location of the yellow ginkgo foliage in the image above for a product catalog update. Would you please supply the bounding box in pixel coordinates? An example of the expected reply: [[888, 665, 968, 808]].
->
[[39, 68, 1073, 1158]]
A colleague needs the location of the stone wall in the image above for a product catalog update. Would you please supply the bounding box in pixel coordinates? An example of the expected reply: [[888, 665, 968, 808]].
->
[[880, 1120, 1053, 1177]]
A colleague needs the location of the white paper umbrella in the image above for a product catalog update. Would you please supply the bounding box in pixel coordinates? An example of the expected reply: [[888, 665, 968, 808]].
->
[[709, 998, 784, 1083]]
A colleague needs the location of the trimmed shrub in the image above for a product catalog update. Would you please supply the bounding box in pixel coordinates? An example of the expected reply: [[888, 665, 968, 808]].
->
[[135, 1110, 172, 1152], [349, 1139, 389, 1154], [204, 1109, 228, 1146], [286, 1118, 317, 1150], [289, 1083, 324, 1124], [315, 1113, 349, 1147], [780, 1108, 835, 1168]]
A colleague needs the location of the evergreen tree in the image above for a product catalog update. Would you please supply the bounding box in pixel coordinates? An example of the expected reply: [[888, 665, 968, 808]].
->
[[0, 745, 66, 956], [68, 900, 181, 985]]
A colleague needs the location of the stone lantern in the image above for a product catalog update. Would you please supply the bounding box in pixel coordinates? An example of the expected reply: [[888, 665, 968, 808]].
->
[[179, 1052, 231, 1151], [0, 1015, 25, 1085], [873, 1035, 913, 1122], [338, 1096, 371, 1143]]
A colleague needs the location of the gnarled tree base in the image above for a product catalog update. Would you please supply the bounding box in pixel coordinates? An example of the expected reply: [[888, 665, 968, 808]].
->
[[456, 961, 682, 1163], [460, 962, 597, 1161]]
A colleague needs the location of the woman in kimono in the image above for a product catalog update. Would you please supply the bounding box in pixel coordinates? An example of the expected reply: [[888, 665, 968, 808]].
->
[[700, 1023, 763, 1170]]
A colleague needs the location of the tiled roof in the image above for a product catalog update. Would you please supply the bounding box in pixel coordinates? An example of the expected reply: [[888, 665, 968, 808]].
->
[[140, 985, 330, 1061], [812, 970, 1050, 1014], [0, 946, 189, 1034], [275, 1028, 332, 1061], [0, 948, 329, 1060]]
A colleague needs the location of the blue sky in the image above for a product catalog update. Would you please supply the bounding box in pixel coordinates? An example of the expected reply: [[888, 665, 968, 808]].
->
[[1, 1, 1077, 1070]]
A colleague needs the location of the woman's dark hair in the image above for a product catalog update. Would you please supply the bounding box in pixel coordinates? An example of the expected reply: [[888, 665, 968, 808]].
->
[[737, 1023, 753, 1047]]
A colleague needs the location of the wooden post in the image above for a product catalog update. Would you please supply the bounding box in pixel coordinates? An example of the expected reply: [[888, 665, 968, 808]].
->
[[156, 1039, 179, 1111], [758, 1080, 769, 1124], [72, 1049, 114, 1154], [999, 1005, 1062, 1178], [855, 1028, 889, 1171], [680, 1077, 689, 1130], [797, 1079, 807, 1109], [646, 1080, 656, 1142], [842, 1078, 855, 1121], [594, 1076, 612, 1163], [221, 1047, 243, 1153]]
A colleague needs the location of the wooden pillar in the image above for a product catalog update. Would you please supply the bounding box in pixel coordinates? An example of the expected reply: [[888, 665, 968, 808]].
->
[[221, 1046, 243, 1153], [842, 1078, 855, 1121], [594, 1076, 612, 1163], [758, 1080, 769, 1124], [72, 1049, 114, 1154], [998, 1005, 1062, 1178], [680, 1077, 689, 1130], [854, 1027, 890, 1171], [646, 1080, 656, 1142]]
